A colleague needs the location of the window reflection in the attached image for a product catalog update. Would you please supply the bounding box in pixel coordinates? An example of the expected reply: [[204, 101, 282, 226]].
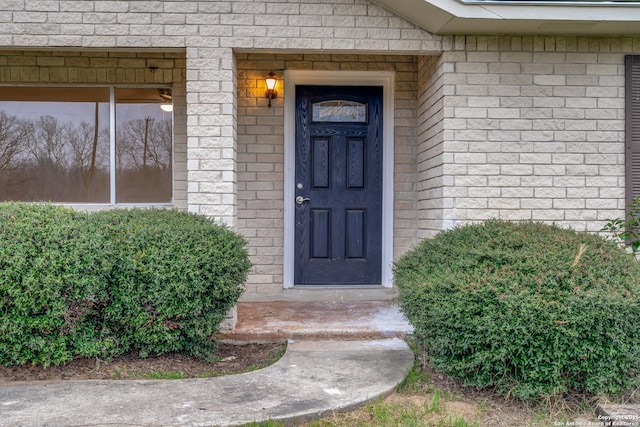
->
[[115, 88, 173, 204], [0, 86, 173, 204], [0, 87, 110, 203]]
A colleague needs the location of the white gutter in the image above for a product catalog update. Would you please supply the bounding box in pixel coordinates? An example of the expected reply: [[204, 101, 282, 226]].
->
[[374, 0, 640, 35], [461, 0, 640, 4]]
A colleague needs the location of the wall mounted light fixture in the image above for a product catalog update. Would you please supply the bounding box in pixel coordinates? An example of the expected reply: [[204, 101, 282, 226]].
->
[[265, 71, 278, 107]]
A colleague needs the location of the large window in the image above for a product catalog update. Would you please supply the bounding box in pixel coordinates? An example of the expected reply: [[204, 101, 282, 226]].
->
[[0, 86, 173, 204]]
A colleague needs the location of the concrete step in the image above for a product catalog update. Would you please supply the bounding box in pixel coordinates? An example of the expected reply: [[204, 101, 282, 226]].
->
[[219, 300, 414, 343]]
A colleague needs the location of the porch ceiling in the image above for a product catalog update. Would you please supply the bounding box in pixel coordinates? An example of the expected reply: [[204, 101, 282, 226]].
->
[[373, 0, 640, 35]]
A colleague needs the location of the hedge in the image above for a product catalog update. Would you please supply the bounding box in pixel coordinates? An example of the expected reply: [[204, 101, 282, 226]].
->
[[0, 203, 250, 366], [395, 220, 640, 400]]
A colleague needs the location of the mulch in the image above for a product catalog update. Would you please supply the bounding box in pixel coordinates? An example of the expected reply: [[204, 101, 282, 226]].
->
[[0, 342, 285, 383]]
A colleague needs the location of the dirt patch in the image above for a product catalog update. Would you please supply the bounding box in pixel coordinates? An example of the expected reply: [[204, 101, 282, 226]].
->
[[0, 342, 285, 383]]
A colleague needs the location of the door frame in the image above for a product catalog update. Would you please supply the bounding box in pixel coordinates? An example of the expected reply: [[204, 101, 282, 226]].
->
[[283, 70, 395, 288]]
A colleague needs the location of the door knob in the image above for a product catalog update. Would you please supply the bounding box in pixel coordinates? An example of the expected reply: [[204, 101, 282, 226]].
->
[[296, 196, 310, 205]]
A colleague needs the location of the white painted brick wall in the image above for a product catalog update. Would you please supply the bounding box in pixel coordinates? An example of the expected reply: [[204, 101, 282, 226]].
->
[[432, 35, 638, 232], [416, 55, 447, 238], [0, 0, 441, 229], [6, 1, 640, 295]]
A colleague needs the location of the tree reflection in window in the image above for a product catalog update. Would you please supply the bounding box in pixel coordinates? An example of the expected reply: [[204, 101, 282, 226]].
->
[[116, 88, 173, 203], [0, 87, 173, 204]]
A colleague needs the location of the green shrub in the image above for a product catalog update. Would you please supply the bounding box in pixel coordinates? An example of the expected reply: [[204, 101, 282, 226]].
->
[[93, 209, 250, 360], [0, 204, 250, 366], [602, 196, 640, 254], [0, 203, 110, 366], [395, 220, 640, 400]]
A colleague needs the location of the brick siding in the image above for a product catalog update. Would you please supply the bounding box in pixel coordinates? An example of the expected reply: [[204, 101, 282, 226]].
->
[[0, 0, 441, 228], [2, 1, 640, 297], [416, 55, 447, 240], [236, 52, 419, 295], [420, 35, 638, 234]]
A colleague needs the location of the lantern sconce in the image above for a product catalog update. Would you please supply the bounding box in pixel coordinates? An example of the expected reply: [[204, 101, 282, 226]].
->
[[265, 71, 278, 107]]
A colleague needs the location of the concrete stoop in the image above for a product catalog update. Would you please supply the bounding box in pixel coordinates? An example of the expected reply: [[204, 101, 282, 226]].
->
[[0, 338, 415, 427], [219, 300, 414, 343]]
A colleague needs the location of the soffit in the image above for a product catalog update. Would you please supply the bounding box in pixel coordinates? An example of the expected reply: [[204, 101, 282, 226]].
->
[[373, 0, 640, 35]]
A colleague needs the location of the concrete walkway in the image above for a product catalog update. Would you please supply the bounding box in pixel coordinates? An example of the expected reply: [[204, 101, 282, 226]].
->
[[0, 338, 414, 426], [1, 299, 415, 426]]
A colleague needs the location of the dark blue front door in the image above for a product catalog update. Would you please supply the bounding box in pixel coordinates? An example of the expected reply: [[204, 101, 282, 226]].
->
[[294, 85, 383, 285]]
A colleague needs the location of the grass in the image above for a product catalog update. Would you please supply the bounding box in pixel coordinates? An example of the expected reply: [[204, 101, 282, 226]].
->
[[244, 395, 480, 427], [397, 360, 432, 393]]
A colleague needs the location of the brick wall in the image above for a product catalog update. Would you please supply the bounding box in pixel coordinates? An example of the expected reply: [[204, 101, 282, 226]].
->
[[0, 0, 442, 228], [236, 52, 419, 295], [4, 2, 638, 295], [0, 49, 188, 209], [416, 55, 447, 239], [0, 1, 441, 52], [436, 35, 635, 232]]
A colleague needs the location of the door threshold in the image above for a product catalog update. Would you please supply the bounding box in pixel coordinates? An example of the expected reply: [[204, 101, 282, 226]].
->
[[240, 286, 397, 302], [292, 284, 384, 289]]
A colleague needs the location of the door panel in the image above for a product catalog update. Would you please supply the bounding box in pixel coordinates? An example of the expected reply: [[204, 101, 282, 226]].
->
[[312, 137, 330, 188], [294, 85, 383, 285], [346, 209, 366, 259], [311, 209, 331, 259], [347, 138, 365, 188]]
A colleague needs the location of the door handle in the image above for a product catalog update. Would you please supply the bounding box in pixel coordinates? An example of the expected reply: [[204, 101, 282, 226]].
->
[[296, 196, 310, 205]]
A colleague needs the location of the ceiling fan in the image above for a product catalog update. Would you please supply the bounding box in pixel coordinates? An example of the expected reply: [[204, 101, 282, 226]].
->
[[158, 88, 172, 101], [115, 88, 173, 112]]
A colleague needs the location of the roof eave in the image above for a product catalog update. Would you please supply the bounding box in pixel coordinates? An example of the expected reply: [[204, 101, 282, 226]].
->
[[373, 0, 640, 35]]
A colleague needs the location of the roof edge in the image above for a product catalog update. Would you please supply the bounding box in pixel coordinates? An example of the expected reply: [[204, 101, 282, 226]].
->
[[373, 0, 640, 35]]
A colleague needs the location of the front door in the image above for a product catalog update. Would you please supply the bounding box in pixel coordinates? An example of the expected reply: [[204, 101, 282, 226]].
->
[[294, 85, 383, 285]]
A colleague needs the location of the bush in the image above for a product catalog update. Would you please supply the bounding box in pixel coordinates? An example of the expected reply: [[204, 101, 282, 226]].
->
[[0, 204, 250, 366], [395, 220, 640, 400], [602, 196, 640, 254], [0, 203, 111, 366], [93, 209, 250, 360]]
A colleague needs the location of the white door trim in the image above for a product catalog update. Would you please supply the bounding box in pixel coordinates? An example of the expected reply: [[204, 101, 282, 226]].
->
[[283, 70, 395, 288]]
